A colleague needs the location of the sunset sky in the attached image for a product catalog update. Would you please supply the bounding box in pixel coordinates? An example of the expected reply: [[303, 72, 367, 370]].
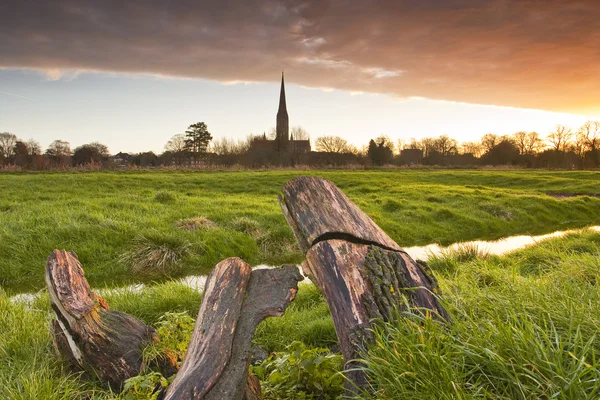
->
[[1, 0, 599, 153]]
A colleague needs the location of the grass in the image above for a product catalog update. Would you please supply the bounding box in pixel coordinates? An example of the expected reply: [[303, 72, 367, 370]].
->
[[1, 169, 599, 294], [360, 229, 600, 399], [2, 230, 600, 399]]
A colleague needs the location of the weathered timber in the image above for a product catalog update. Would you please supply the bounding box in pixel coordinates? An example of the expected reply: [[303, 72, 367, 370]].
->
[[164, 258, 303, 400], [280, 176, 449, 390], [46, 250, 177, 389], [279, 176, 401, 252]]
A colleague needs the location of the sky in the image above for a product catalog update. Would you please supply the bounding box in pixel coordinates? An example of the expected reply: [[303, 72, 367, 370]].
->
[[1, 0, 600, 153]]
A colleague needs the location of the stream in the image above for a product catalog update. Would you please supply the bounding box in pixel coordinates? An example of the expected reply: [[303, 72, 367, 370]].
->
[[9, 225, 600, 305]]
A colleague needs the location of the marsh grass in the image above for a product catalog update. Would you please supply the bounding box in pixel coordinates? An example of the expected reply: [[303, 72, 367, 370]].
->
[[2, 231, 600, 398], [119, 233, 191, 276], [1, 170, 599, 293], [175, 216, 217, 231], [359, 230, 600, 399]]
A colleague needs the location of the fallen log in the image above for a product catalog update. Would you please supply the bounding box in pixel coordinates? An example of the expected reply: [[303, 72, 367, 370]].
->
[[164, 259, 303, 400], [280, 176, 449, 389], [46, 250, 177, 389]]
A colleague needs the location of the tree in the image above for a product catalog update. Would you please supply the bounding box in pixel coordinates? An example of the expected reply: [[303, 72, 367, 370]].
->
[[0, 132, 18, 159], [45, 140, 72, 167], [184, 122, 213, 164], [72, 142, 109, 165], [524, 132, 544, 154], [547, 125, 573, 152], [461, 141, 484, 157], [480, 139, 520, 165], [367, 137, 394, 165], [577, 120, 600, 152], [315, 136, 354, 153], [290, 126, 309, 140], [26, 139, 42, 156], [164, 134, 188, 165], [481, 133, 499, 153], [513, 131, 528, 155], [432, 135, 458, 156]]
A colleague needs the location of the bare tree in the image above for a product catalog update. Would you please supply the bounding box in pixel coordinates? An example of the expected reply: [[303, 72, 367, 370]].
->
[[315, 136, 355, 153], [0, 132, 18, 159], [524, 132, 544, 154], [26, 139, 42, 155], [461, 141, 484, 157], [210, 137, 251, 155], [45, 140, 72, 157], [45, 140, 72, 167], [432, 135, 458, 155], [513, 131, 527, 155], [481, 133, 499, 153], [577, 120, 600, 152], [290, 126, 309, 140], [547, 125, 573, 152]]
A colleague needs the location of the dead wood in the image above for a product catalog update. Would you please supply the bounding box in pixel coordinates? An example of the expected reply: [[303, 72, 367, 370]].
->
[[280, 176, 449, 390], [163, 259, 303, 400], [46, 250, 177, 389]]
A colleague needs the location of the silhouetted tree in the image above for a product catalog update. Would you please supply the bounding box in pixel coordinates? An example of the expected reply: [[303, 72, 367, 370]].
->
[[481, 133, 499, 153], [547, 125, 573, 152], [461, 141, 484, 157], [184, 122, 213, 165], [315, 136, 355, 153], [164, 134, 188, 166], [481, 139, 520, 165], [290, 126, 310, 140], [72, 142, 109, 165]]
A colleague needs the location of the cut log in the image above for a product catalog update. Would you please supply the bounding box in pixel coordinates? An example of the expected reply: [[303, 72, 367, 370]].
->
[[280, 176, 449, 390], [164, 259, 303, 400], [46, 250, 178, 389]]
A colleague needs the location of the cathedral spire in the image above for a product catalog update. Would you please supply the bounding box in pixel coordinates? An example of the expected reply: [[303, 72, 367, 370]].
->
[[278, 71, 287, 115], [276, 71, 289, 150]]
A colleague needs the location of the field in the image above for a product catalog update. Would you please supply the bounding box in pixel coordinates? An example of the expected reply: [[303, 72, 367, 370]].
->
[[1, 169, 599, 293], [1, 169, 600, 399]]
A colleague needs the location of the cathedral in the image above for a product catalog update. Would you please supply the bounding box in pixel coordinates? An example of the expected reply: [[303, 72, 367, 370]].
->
[[251, 73, 311, 154]]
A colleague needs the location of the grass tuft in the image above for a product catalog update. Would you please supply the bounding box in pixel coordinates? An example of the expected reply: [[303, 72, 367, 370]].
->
[[176, 216, 217, 231], [120, 233, 191, 275], [154, 191, 176, 204]]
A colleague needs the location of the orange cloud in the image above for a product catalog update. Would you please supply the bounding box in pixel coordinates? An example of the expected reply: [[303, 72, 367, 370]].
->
[[1, 0, 599, 114]]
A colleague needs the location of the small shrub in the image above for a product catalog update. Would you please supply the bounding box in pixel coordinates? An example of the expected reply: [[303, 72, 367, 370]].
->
[[251, 341, 344, 400], [154, 191, 176, 204], [143, 311, 196, 368], [120, 372, 172, 400], [176, 216, 217, 231], [120, 233, 190, 275]]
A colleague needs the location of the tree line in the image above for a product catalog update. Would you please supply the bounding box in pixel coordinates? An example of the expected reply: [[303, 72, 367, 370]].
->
[[1, 121, 598, 170]]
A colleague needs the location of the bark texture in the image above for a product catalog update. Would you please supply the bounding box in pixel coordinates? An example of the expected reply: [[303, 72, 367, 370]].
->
[[280, 176, 449, 389], [164, 258, 303, 400], [46, 250, 177, 389]]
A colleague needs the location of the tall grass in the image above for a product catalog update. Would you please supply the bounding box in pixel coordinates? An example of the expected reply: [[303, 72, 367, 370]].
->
[[359, 230, 600, 399], [1, 169, 598, 293]]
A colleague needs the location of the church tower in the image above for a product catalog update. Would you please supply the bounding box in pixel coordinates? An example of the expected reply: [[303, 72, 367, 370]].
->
[[276, 72, 289, 151]]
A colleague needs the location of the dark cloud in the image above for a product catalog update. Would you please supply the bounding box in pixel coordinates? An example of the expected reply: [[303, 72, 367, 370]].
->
[[1, 0, 599, 113]]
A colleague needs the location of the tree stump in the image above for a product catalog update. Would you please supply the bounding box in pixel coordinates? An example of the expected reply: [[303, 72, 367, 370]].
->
[[164, 258, 303, 400], [46, 250, 178, 389], [279, 176, 449, 389]]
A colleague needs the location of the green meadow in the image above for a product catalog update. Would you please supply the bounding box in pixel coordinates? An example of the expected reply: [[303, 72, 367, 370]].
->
[[1, 169, 600, 399], [0, 169, 599, 293]]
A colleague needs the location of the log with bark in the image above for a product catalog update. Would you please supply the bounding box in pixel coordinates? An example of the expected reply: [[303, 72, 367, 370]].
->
[[46, 250, 178, 389], [163, 258, 303, 400], [279, 176, 449, 390]]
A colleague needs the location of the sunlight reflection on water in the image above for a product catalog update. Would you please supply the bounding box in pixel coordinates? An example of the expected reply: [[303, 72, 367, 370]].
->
[[9, 226, 600, 304]]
